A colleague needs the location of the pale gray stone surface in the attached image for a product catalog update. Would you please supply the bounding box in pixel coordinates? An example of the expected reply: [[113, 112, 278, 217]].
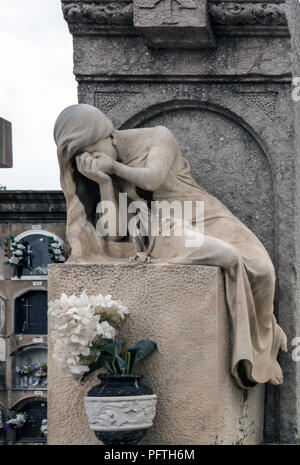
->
[[48, 264, 264, 445], [133, 0, 215, 48]]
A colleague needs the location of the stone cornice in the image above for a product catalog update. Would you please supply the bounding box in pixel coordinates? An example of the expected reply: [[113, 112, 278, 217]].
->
[[0, 191, 66, 223], [61, 0, 289, 37], [62, 0, 134, 34], [210, 1, 288, 36]]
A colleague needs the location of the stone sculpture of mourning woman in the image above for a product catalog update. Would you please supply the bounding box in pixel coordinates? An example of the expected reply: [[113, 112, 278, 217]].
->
[[54, 103, 287, 390]]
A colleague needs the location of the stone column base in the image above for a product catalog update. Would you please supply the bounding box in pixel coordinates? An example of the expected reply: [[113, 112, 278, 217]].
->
[[47, 263, 264, 445]]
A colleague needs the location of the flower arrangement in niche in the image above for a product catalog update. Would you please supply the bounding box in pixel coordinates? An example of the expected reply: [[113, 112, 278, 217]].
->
[[34, 362, 47, 378], [16, 362, 47, 378], [48, 236, 67, 263], [15, 364, 33, 377], [30, 265, 48, 276], [4, 235, 32, 273], [48, 291, 129, 380], [4, 412, 27, 430], [40, 419, 47, 437]]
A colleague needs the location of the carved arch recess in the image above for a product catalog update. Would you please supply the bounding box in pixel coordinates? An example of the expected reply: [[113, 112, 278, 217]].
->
[[121, 100, 274, 259], [11, 396, 47, 411]]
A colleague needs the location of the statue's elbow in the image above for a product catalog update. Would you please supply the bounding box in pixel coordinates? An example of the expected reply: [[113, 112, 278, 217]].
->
[[142, 179, 162, 191]]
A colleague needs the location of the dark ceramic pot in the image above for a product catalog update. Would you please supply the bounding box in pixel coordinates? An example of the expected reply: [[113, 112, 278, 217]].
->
[[5, 427, 17, 444], [84, 374, 157, 445], [13, 266, 23, 279]]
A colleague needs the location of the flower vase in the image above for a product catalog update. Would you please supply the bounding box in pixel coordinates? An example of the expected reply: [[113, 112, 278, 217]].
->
[[32, 377, 39, 386], [22, 376, 28, 388], [84, 374, 157, 445], [5, 427, 17, 444], [13, 266, 23, 279]]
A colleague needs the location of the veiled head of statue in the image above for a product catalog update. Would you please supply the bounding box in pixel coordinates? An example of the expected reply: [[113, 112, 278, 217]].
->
[[54, 103, 114, 163], [54, 104, 114, 226]]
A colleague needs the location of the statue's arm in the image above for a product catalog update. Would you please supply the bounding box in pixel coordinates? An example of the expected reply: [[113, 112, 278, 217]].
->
[[76, 153, 126, 241], [97, 179, 126, 242], [113, 144, 175, 191]]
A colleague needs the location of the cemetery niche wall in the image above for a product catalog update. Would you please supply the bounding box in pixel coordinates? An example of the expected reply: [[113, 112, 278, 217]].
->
[[48, 0, 300, 444], [0, 194, 67, 444]]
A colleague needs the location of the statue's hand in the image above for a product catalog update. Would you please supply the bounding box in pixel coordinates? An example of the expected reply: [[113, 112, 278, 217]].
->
[[129, 252, 150, 265], [92, 152, 116, 175], [76, 152, 111, 184]]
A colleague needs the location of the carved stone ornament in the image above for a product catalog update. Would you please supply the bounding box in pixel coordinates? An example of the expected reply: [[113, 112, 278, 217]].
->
[[62, 1, 133, 26], [84, 395, 158, 431], [61, 1, 289, 37], [133, 0, 215, 48], [209, 2, 287, 27]]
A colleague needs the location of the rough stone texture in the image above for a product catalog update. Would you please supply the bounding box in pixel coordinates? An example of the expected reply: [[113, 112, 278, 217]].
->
[[62, 1, 289, 37], [284, 0, 300, 444], [133, 0, 215, 49], [61, 0, 300, 442], [48, 264, 264, 445], [73, 35, 291, 78]]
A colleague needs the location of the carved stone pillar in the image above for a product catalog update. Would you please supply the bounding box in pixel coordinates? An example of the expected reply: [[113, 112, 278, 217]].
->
[[60, 0, 300, 443]]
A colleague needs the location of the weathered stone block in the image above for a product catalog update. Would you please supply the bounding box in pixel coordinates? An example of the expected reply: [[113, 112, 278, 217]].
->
[[48, 264, 264, 445], [0, 117, 12, 168], [133, 0, 215, 48]]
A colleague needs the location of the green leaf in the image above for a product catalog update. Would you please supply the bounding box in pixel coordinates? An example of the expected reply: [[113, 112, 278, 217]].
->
[[126, 351, 131, 374], [128, 340, 157, 370], [115, 355, 127, 374], [111, 360, 117, 374], [82, 353, 107, 380], [127, 347, 139, 372], [120, 339, 128, 361], [103, 358, 114, 375], [100, 341, 121, 360]]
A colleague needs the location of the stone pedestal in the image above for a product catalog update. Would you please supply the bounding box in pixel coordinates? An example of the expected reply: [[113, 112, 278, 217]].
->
[[48, 263, 264, 445]]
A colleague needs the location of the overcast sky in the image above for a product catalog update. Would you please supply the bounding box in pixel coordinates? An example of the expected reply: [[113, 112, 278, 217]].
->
[[0, 0, 77, 190]]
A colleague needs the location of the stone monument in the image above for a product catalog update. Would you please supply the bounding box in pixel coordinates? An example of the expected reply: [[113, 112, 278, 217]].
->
[[47, 0, 300, 444], [0, 117, 12, 169]]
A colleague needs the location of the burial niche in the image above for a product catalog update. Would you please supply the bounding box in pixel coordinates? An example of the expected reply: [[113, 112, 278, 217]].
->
[[15, 290, 47, 335], [14, 347, 47, 389], [15, 231, 64, 277], [17, 400, 47, 443]]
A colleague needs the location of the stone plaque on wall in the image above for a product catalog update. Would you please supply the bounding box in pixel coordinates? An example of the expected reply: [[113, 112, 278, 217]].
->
[[133, 0, 215, 48]]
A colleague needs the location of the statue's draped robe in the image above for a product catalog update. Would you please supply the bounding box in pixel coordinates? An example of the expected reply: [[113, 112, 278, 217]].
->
[[125, 152, 284, 389]]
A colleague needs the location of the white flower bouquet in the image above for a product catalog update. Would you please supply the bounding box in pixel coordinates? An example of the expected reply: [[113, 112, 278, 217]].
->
[[48, 291, 129, 380], [48, 236, 67, 263], [4, 235, 31, 269], [5, 412, 27, 429]]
